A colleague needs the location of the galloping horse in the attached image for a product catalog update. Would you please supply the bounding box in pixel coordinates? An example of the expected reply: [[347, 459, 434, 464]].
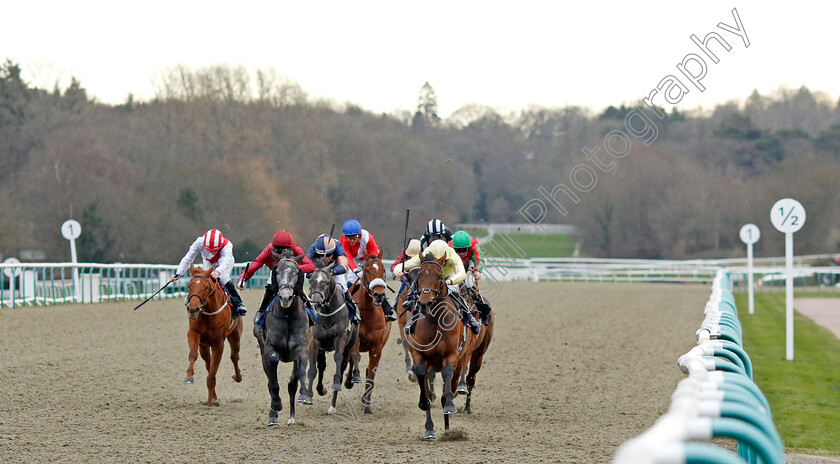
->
[[396, 268, 436, 401], [405, 252, 477, 439], [301, 261, 359, 415], [457, 285, 494, 414], [255, 253, 311, 426], [183, 265, 243, 406], [347, 251, 392, 414]]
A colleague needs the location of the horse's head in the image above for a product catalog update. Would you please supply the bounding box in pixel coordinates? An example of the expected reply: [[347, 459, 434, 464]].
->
[[186, 264, 217, 320], [273, 253, 303, 309], [416, 252, 446, 318], [362, 255, 387, 306], [307, 261, 336, 310]]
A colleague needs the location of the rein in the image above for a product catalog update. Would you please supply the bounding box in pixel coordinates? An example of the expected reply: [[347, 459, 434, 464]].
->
[[188, 275, 230, 316], [417, 260, 446, 303]]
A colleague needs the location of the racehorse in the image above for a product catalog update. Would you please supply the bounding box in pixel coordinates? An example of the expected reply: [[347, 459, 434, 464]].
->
[[183, 265, 243, 406], [395, 268, 436, 401], [347, 251, 392, 414], [457, 284, 495, 414], [255, 253, 311, 426], [405, 252, 477, 439], [302, 260, 360, 415]]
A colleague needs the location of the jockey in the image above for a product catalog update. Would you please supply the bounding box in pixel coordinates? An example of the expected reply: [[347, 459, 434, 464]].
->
[[420, 218, 453, 249], [339, 219, 396, 321], [307, 234, 360, 324], [391, 238, 422, 310], [170, 229, 246, 319], [451, 230, 492, 325], [393, 239, 481, 335], [238, 230, 316, 329]]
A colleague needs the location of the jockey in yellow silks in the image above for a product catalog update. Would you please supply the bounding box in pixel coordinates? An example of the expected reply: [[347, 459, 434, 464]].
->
[[393, 239, 480, 335]]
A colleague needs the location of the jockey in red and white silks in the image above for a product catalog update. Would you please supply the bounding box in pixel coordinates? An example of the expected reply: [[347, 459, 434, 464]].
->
[[176, 230, 235, 285], [339, 219, 380, 288]]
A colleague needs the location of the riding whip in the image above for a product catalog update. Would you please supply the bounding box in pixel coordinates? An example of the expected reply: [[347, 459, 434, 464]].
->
[[133, 280, 173, 311]]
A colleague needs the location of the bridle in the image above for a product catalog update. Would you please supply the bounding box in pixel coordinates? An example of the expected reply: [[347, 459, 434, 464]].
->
[[361, 257, 387, 305], [271, 258, 301, 313], [187, 275, 228, 316], [417, 259, 446, 304]]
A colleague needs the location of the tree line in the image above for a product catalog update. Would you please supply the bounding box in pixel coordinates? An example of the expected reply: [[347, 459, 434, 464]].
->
[[1, 60, 838, 263]]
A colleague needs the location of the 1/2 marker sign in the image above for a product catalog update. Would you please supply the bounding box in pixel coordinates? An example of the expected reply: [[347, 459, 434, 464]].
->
[[771, 198, 805, 234]]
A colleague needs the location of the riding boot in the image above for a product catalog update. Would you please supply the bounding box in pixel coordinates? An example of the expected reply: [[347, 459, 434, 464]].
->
[[381, 298, 397, 321], [404, 305, 418, 335], [474, 299, 492, 325], [224, 281, 247, 318], [451, 293, 480, 335], [254, 287, 275, 330], [344, 292, 361, 325], [401, 281, 417, 309]]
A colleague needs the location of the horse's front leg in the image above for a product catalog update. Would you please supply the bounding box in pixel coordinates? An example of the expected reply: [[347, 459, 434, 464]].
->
[[228, 321, 243, 383], [456, 364, 469, 396], [440, 364, 457, 416], [262, 344, 282, 426], [206, 341, 225, 406], [362, 346, 384, 415], [345, 338, 362, 389], [184, 331, 200, 384], [328, 340, 348, 414], [287, 356, 306, 425]]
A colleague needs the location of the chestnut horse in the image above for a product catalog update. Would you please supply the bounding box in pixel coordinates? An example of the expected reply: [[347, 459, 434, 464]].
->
[[404, 252, 477, 439], [347, 251, 392, 414], [255, 254, 311, 426], [183, 265, 243, 406]]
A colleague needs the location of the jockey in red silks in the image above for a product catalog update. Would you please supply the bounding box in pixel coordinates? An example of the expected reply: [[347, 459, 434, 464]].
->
[[170, 229, 246, 319], [238, 230, 315, 329], [339, 219, 396, 321]]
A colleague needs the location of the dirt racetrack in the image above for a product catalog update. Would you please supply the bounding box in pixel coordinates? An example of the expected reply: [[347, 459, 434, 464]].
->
[[0, 282, 710, 463]]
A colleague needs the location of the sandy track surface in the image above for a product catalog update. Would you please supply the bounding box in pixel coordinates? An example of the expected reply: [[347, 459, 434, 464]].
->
[[794, 298, 840, 339], [1, 282, 715, 463]]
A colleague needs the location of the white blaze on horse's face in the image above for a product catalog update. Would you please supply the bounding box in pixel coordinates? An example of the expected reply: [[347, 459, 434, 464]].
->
[[308, 271, 331, 305], [277, 266, 296, 308]]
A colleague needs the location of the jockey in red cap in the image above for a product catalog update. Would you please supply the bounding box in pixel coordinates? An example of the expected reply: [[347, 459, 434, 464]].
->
[[238, 230, 315, 329]]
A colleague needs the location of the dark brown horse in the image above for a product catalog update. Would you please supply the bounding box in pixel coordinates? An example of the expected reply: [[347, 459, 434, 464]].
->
[[347, 251, 392, 414], [457, 284, 494, 414], [404, 252, 477, 439], [183, 265, 243, 406]]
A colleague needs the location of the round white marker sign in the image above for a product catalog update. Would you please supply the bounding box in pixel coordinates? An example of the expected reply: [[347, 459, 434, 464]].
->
[[61, 220, 82, 240], [770, 199, 805, 234], [739, 224, 760, 245], [3, 257, 21, 278]]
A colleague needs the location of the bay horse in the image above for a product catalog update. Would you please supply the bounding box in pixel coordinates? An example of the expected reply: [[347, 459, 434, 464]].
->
[[183, 265, 243, 406], [347, 251, 392, 414], [302, 261, 359, 415], [405, 252, 477, 439], [396, 268, 436, 402], [255, 254, 311, 426]]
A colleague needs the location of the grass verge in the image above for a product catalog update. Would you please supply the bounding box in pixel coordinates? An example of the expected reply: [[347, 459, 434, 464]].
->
[[735, 292, 840, 456]]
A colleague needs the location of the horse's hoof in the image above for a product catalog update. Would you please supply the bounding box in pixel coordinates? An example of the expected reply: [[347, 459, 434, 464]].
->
[[328, 406, 337, 415], [267, 410, 279, 426], [331, 383, 341, 392], [443, 404, 458, 415], [456, 384, 469, 395], [297, 395, 312, 405], [424, 430, 437, 440], [419, 400, 429, 411], [183, 377, 194, 384], [287, 418, 296, 425], [232, 374, 242, 383], [344, 378, 353, 390], [317, 385, 328, 396], [407, 371, 416, 383], [364, 407, 372, 415], [271, 400, 283, 412], [351, 375, 363, 384]]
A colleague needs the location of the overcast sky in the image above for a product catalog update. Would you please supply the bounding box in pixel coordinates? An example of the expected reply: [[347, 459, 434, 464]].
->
[[3, 1, 837, 117]]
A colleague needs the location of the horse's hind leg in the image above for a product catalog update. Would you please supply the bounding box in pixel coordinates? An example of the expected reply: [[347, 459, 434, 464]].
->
[[401, 338, 416, 382], [465, 353, 485, 414], [228, 322, 243, 383], [345, 339, 361, 389], [456, 363, 469, 395]]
